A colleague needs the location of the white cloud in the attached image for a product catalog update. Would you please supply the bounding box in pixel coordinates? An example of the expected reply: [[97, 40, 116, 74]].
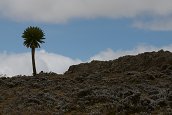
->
[[133, 18, 172, 31], [0, 0, 172, 30], [0, 0, 172, 24], [0, 50, 82, 77], [1, 44, 172, 77], [90, 44, 172, 61]]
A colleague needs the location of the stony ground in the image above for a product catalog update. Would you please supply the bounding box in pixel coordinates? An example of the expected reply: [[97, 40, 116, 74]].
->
[[0, 50, 172, 114]]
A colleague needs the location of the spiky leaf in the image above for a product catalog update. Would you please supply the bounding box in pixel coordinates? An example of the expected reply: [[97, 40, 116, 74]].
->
[[22, 26, 45, 48]]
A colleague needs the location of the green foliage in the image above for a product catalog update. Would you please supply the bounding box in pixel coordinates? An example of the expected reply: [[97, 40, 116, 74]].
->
[[22, 26, 45, 48]]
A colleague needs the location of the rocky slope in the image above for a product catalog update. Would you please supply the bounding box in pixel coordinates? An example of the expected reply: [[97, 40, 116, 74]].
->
[[0, 50, 172, 114]]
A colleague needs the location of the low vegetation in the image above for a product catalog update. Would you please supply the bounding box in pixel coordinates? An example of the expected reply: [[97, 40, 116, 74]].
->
[[0, 50, 172, 114]]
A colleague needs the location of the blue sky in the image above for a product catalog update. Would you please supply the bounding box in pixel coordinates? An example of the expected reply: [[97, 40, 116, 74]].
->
[[1, 18, 172, 60], [0, 0, 172, 76]]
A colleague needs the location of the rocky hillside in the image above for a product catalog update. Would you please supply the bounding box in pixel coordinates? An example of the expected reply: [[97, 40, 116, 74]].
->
[[0, 50, 172, 114]]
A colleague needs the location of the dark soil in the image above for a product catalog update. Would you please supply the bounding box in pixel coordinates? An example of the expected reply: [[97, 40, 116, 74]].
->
[[0, 50, 172, 114]]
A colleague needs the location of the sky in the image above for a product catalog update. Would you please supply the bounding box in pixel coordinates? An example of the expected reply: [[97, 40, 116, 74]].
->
[[0, 0, 172, 76]]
